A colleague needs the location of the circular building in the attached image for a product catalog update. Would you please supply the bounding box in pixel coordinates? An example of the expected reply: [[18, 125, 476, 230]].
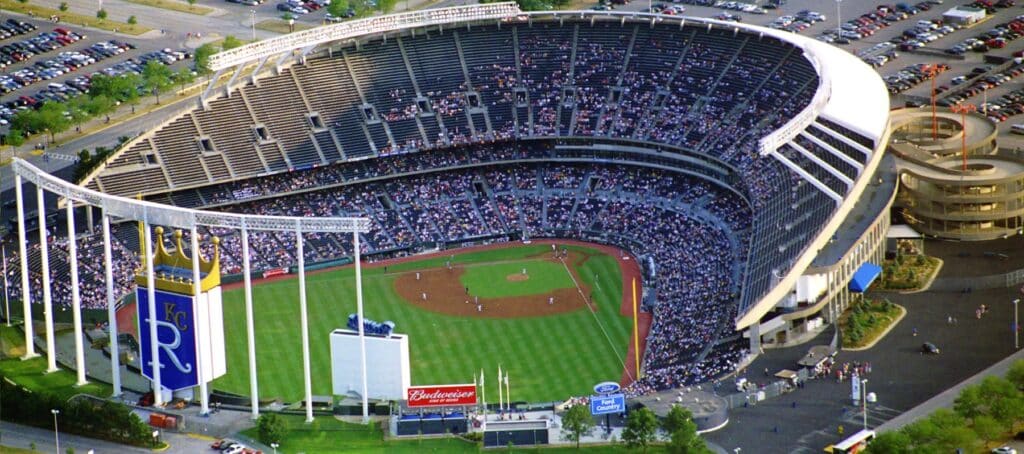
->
[[892, 107, 1024, 240]]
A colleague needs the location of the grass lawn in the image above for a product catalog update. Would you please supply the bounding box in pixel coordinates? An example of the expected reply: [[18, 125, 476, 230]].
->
[[459, 260, 575, 298], [255, 20, 315, 34], [239, 414, 645, 453], [212, 244, 631, 403], [0, 446, 41, 453], [122, 0, 214, 15], [0, 326, 112, 400], [3, 4, 151, 35]]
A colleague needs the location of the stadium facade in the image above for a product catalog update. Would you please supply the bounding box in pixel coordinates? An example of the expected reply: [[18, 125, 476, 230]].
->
[[12, 3, 896, 401]]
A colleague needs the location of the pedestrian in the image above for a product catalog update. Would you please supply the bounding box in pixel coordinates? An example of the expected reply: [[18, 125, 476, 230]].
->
[[384, 265, 387, 273], [791, 401, 796, 409], [913, 327, 918, 337], [947, 315, 953, 324], [475, 296, 479, 304], [548, 296, 554, 305], [838, 425, 844, 436], [422, 292, 427, 301], [477, 304, 482, 312], [764, 367, 769, 376], [416, 271, 421, 281], [521, 267, 527, 275], [465, 286, 470, 294]]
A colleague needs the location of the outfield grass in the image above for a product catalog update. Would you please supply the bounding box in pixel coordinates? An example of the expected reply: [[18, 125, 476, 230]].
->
[[459, 260, 574, 298], [212, 245, 631, 403]]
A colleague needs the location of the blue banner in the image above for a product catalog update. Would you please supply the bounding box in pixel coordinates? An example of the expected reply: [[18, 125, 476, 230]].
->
[[137, 289, 199, 391], [590, 393, 625, 416]]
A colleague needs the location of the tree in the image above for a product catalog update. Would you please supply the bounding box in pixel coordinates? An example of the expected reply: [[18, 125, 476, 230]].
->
[[661, 404, 691, 435], [127, 16, 137, 25], [174, 67, 195, 92], [953, 384, 983, 419], [379, 0, 397, 13], [864, 431, 911, 454], [560, 404, 595, 449], [142, 60, 173, 104], [256, 413, 288, 446], [36, 101, 71, 142], [193, 43, 217, 75], [327, 0, 350, 17], [59, 2, 69, 11], [221, 35, 244, 50], [187, 0, 197, 6], [662, 406, 708, 454], [971, 414, 1004, 445], [97, 9, 108, 20], [6, 128, 25, 147], [622, 408, 658, 452], [65, 95, 90, 133], [1007, 360, 1024, 391]]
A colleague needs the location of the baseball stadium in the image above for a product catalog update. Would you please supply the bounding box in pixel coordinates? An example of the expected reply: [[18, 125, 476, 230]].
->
[[2, 1, 897, 447]]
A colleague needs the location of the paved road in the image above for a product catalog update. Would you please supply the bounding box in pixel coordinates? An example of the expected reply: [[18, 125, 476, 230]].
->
[[0, 420, 213, 454]]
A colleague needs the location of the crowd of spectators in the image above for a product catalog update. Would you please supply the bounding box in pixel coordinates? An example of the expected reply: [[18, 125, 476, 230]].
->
[[2, 21, 872, 395]]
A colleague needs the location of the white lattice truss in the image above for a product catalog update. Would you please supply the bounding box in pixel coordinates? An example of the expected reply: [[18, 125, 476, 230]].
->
[[13, 158, 369, 232]]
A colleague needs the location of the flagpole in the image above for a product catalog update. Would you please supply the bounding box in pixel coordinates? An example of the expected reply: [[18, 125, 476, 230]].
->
[[504, 372, 510, 412], [497, 365, 503, 413], [2, 245, 9, 327], [480, 369, 486, 417]]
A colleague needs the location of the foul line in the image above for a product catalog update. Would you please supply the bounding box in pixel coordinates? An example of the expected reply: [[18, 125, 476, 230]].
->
[[557, 257, 634, 382]]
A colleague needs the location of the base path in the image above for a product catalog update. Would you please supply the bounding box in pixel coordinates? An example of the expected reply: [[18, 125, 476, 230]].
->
[[116, 238, 650, 387], [392, 250, 591, 318]]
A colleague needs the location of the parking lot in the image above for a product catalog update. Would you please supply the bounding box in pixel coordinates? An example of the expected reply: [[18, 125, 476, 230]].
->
[[0, 16, 194, 130]]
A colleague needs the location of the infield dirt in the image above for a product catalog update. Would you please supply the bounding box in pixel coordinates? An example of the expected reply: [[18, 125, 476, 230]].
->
[[392, 250, 593, 318]]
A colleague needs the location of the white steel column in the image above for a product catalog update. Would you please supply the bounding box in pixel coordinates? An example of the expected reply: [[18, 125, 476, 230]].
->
[[144, 220, 163, 406], [15, 175, 38, 359], [191, 226, 209, 415], [37, 188, 56, 372], [297, 227, 313, 423], [102, 212, 122, 396], [242, 224, 260, 419], [66, 203, 87, 386], [354, 231, 368, 423]]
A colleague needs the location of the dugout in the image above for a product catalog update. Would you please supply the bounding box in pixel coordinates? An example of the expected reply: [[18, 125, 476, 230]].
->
[[396, 411, 468, 435], [483, 420, 550, 447]]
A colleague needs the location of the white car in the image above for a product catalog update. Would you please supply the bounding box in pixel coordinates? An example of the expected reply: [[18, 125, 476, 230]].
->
[[991, 448, 1017, 454]]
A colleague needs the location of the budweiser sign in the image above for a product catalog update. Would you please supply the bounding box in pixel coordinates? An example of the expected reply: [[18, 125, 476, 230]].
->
[[406, 384, 477, 407]]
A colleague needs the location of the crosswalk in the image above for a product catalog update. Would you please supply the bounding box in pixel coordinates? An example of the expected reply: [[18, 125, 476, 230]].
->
[[791, 404, 904, 453], [40, 152, 80, 163]]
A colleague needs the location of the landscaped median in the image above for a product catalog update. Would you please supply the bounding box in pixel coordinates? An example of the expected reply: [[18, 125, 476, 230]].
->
[[3, 3, 151, 35], [877, 254, 942, 292], [840, 297, 906, 350]]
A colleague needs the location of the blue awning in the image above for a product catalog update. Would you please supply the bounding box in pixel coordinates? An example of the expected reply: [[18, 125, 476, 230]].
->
[[849, 262, 882, 293]]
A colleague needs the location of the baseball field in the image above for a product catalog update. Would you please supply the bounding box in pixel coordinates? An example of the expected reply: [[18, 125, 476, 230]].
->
[[210, 240, 646, 403]]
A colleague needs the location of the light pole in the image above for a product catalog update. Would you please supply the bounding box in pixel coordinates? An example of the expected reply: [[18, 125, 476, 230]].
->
[[1014, 299, 1020, 350], [861, 379, 869, 430], [251, 10, 256, 42], [835, 0, 842, 40], [951, 103, 977, 172], [271, 442, 279, 454], [51, 409, 60, 454]]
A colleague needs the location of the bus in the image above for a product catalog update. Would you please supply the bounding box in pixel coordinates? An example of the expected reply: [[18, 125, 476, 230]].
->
[[824, 429, 876, 453]]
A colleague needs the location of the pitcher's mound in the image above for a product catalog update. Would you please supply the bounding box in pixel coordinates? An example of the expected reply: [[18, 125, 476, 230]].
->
[[506, 274, 530, 282]]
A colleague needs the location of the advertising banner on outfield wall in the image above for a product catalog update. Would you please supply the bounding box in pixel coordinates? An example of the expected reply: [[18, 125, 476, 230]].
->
[[406, 384, 477, 407]]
